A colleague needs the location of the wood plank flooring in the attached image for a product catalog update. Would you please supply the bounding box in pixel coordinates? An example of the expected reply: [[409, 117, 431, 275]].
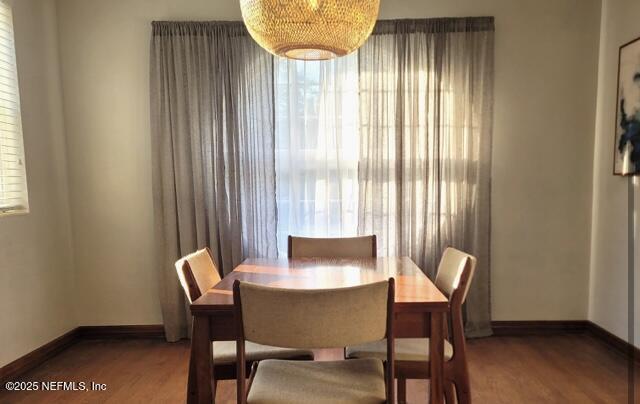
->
[[0, 334, 637, 403]]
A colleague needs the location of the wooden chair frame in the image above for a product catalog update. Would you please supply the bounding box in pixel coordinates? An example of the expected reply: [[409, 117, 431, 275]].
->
[[233, 278, 396, 404], [394, 257, 474, 404]]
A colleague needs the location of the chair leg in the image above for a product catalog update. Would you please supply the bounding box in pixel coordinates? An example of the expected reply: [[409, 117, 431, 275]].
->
[[397, 377, 407, 404], [444, 381, 455, 404], [453, 371, 471, 404]]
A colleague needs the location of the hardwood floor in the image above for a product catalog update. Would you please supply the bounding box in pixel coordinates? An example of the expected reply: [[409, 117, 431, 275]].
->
[[0, 334, 636, 403]]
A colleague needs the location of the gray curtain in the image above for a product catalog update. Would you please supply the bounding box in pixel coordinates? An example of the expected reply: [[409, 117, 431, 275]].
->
[[150, 22, 277, 341], [358, 18, 494, 337]]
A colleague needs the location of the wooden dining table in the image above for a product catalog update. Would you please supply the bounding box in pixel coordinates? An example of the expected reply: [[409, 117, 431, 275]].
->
[[188, 257, 449, 404]]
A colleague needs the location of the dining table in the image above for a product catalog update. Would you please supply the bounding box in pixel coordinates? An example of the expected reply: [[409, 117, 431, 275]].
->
[[187, 257, 449, 404]]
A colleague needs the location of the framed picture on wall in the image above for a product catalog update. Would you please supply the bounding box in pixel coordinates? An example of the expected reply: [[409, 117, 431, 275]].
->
[[614, 36, 640, 176]]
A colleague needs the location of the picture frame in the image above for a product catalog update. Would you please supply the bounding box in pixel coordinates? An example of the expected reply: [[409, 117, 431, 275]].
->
[[613, 35, 640, 176]]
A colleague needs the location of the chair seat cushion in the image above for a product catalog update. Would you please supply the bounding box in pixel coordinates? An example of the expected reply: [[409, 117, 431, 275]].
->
[[212, 341, 313, 364], [247, 358, 386, 404], [346, 338, 454, 362]]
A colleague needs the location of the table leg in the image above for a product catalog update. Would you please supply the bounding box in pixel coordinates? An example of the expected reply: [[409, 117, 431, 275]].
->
[[187, 340, 197, 403], [429, 312, 444, 404], [189, 315, 214, 404]]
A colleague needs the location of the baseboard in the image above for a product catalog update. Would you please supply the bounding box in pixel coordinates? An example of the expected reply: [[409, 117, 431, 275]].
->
[[77, 325, 165, 339], [0, 328, 79, 383], [492, 320, 640, 361], [0, 325, 164, 383], [586, 321, 640, 360], [491, 320, 589, 336]]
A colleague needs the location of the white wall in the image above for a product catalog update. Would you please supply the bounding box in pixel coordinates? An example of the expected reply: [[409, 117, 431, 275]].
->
[[54, 0, 601, 326], [589, 0, 640, 346], [0, 0, 76, 367]]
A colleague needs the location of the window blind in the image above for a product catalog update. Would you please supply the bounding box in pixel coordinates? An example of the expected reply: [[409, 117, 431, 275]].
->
[[0, 0, 27, 214]]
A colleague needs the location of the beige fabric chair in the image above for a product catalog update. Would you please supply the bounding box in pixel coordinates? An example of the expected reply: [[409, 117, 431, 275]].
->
[[346, 247, 477, 404], [234, 279, 395, 404], [288, 235, 377, 258], [175, 249, 313, 388], [175, 247, 221, 304]]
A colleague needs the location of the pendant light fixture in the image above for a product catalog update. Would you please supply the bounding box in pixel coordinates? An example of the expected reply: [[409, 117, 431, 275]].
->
[[240, 0, 380, 61]]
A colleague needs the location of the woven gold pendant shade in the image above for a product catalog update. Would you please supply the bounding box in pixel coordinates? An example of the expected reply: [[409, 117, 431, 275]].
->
[[240, 0, 380, 61]]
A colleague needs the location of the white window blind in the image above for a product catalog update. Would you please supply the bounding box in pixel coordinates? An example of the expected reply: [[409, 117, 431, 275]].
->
[[0, 0, 28, 214]]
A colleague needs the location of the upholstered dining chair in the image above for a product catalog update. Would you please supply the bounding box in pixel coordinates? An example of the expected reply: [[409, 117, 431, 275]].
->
[[346, 247, 477, 404], [233, 279, 396, 404], [175, 248, 314, 393], [287, 235, 377, 258]]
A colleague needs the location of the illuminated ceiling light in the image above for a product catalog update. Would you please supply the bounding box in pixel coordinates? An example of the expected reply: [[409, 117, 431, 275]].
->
[[240, 0, 380, 61]]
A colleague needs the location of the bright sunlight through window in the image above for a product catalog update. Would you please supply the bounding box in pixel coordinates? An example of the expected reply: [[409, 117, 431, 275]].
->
[[274, 54, 360, 256]]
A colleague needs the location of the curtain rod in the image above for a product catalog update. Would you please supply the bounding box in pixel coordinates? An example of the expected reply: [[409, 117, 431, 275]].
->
[[151, 16, 495, 37]]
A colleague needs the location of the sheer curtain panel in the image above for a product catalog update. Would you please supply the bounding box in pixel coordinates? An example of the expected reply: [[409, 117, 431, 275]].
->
[[150, 22, 277, 341], [274, 55, 360, 255], [358, 18, 495, 336]]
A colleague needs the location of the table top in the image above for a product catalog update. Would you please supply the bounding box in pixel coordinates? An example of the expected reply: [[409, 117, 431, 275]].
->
[[191, 257, 449, 314]]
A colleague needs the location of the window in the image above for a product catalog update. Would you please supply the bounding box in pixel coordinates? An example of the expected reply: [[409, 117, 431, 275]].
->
[[0, 0, 28, 215], [274, 55, 359, 255]]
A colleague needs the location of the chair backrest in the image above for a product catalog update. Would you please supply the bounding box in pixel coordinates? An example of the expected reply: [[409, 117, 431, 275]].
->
[[175, 248, 221, 303], [234, 279, 395, 403], [434, 247, 476, 364], [434, 247, 477, 304], [288, 235, 377, 258], [235, 279, 393, 349]]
